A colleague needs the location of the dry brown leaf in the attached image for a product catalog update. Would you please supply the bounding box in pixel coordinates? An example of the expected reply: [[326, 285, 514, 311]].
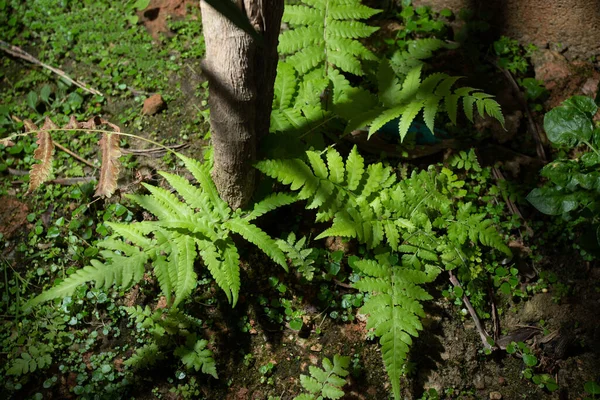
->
[[95, 132, 122, 198], [0, 138, 15, 147], [27, 117, 56, 194], [65, 115, 80, 130]]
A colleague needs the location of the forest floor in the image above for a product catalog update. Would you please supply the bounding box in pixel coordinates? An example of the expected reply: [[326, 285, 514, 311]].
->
[[1, 1, 599, 400]]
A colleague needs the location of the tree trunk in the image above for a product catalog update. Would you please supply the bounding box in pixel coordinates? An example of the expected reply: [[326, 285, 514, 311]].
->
[[200, 0, 284, 209]]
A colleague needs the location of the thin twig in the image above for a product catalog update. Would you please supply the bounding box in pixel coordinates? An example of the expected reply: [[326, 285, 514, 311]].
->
[[487, 279, 500, 342], [50, 177, 95, 185], [53, 141, 97, 169], [491, 165, 534, 237], [121, 143, 189, 155], [0, 40, 103, 96], [489, 58, 547, 161], [448, 270, 494, 350]]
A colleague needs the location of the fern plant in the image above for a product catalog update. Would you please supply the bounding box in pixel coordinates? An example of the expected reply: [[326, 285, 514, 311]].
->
[[345, 60, 505, 140], [277, 232, 317, 281], [257, 145, 511, 398], [351, 253, 440, 400], [390, 38, 458, 76], [24, 152, 298, 310], [123, 305, 217, 378], [293, 354, 350, 400]]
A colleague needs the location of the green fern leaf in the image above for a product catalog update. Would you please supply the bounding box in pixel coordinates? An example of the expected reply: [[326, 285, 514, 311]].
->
[[368, 105, 405, 138], [328, 4, 381, 19], [352, 255, 440, 400], [221, 240, 242, 306], [345, 145, 364, 191], [105, 222, 152, 248], [316, 211, 357, 239], [326, 147, 345, 184], [287, 46, 327, 75], [246, 193, 298, 221], [224, 218, 288, 271], [435, 75, 461, 96], [197, 240, 235, 304], [153, 256, 173, 305], [124, 343, 162, 368], [172, 234, 197, 308], [175, 335, 218, 378], [177, 154, 230, 219], [24, 261, 117, 309], [158, 171, 218, 222], [398, 65, 422, 103], [444, 94, 460, 125], [283, 4, 324, 25], [273, 62, 298, 109], [399, 100, 424, 141], [256, 158, 317, 196], [328, 20, 379, 39], [278, 27, 322, 54], [307, 150, 329, 179], [422, 94, 442, 134]]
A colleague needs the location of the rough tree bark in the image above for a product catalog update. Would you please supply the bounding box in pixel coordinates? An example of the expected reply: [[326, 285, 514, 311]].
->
[[200, 0, 284, 209]]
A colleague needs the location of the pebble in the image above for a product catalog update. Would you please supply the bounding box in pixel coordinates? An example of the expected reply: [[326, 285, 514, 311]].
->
[[142, 93, 165, 115], [489, 391, 502, 400], [310, 343, 322, 352]]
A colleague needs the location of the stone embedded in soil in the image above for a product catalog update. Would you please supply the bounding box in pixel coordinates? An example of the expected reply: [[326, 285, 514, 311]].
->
[[473, 375, 486, 390], [310, 343, 322, 352], [489, 391, 502, 400], [142, 93, 166, 115]]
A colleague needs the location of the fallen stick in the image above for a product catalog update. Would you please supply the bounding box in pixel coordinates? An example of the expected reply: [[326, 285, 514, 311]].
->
[[489, 58, 547, 161], [448, 270, 494, 350], [0, 40, 103, 97]]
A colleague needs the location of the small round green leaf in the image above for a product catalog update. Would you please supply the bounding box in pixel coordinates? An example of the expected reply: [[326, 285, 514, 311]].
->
[[522, 353, 538, 367]]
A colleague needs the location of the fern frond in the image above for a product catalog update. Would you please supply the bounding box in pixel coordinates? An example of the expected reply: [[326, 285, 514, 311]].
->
[[245, 192, 298, 221], [123, 343, 162, 368], [294, 354, 350, 400], [174, 334, 218, 378], [224, 218, 288, 271], [352, 255, 440, 400], [153, 256, 174, 305], [196, 240, 236, 305], [172, 234, 197, 307], [280, 0, 381, 79], [221, 240, 242, 306], [176, 154, 231, 219], [158, 171, 219, 223], [354, 60, 505, 140], [24, 251, 147, 310]]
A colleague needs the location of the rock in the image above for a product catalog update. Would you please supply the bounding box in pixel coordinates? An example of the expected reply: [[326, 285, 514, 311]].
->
[[473, 375, 486, 390], [521, 293, 556, 322], [489, 392, 502, 400], [310, 343, 322, 352], [142, 93, 165, 115], [530, 50, 571, 86]]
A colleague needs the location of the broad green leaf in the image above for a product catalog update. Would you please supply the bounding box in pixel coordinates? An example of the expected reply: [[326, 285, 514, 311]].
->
[[544, 106, 593, 146], [526, 187, 579, 215]]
